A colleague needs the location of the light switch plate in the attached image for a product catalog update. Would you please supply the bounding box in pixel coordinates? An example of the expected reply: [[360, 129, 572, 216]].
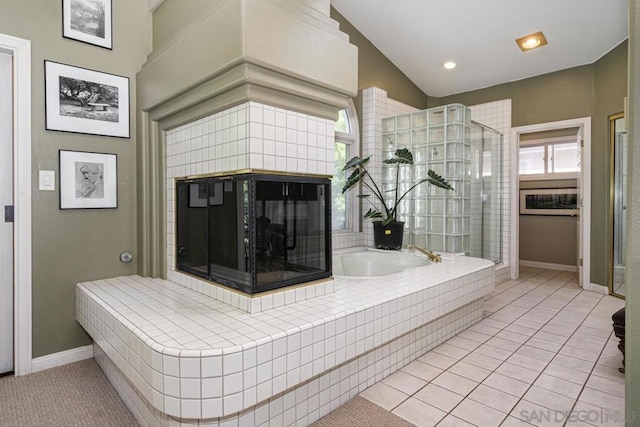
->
[[39, 170, 55, 191]]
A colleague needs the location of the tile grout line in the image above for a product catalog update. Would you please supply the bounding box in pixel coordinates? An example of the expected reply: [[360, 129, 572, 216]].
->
[[368, 269, 620, 427], [386, 269, 582, 424], [433, 271, 602, 425], [443, 273, 596, 426], [483, 267, 570, 314], [563, 332, 613, 426], [496, 291, 608, 426], [380, 269, 558, 411]]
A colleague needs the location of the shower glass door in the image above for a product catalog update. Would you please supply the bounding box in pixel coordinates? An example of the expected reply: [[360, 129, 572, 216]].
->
[[610, 113, 627, 298], [469, 122, 503, 263]]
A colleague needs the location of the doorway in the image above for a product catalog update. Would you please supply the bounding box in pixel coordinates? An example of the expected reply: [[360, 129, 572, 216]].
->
[[0, 51, 13, 375], [0, 32, 32, 377], [510, 117, 592, 288]]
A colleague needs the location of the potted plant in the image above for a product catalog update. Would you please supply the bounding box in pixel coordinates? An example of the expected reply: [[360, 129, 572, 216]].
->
[[341, 148, 453, 250]]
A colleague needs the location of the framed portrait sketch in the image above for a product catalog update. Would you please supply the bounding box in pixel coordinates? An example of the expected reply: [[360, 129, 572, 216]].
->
[[59, 150, 117, 209], [63, 0, 112, 49], [45, 61, 130, 138]]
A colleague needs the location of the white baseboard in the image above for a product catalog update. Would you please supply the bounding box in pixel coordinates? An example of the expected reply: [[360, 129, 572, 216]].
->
[[519, 260, 577, 272], [583, 283, 608, 295], [31, 344, 94, 373]]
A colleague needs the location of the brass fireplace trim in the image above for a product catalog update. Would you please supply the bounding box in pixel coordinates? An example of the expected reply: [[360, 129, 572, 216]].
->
[[177, 168, 334, 182]]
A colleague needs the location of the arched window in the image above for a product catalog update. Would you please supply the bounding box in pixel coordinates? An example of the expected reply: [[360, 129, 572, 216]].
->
[[332, 101, 359, 231]]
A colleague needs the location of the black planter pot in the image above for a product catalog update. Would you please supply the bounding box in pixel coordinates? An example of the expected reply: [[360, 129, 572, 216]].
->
[[372, 221, 404, 250]]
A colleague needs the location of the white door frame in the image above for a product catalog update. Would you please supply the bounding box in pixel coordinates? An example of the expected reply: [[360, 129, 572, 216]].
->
[[0, 33, 32, 376], [510, 117, 591, 288]]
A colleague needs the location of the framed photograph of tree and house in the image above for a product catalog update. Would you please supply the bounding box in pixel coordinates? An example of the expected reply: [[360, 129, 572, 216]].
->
[[63, 0, 112, 49], [45, 61, 129, 138]]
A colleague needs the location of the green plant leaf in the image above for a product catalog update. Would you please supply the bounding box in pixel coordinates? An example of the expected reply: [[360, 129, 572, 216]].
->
[[383, 147, 414, 165], [342, 169, 365, 193], [364, 208, 383, 219], [356, 194, 371, 199], [427, 169, 454, 190], [382, 216, 396, 226], [343, 156, 370, 171]]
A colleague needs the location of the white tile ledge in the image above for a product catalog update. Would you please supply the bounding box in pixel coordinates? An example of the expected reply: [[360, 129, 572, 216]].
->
[[77, 255, 494, 420]]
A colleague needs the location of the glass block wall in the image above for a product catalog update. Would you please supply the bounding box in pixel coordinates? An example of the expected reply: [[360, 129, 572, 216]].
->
[[382, 104, 472, 254]]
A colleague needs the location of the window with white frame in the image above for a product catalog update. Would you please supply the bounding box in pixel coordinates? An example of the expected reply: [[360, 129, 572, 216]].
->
[[332, 105, 359, 231], [519, 137, 580, 179]]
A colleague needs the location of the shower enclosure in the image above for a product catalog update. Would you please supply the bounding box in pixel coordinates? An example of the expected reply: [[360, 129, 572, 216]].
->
[[610, 113, 627, 297], [382, 104, 503, 263], [469, 121, 503, 262]]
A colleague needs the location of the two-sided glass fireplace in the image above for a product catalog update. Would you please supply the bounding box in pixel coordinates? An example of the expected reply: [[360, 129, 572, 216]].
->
[[176, 173, 332, 294]]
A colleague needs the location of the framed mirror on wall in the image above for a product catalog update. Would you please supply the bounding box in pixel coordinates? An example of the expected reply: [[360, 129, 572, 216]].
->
[[609, 112, 627, 298]]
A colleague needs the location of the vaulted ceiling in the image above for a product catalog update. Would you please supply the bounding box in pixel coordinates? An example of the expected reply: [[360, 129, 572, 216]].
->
[[331, 0, 628, 97]]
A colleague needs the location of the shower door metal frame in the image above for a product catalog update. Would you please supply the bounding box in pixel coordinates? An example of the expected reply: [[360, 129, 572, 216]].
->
[[608, 112, 626, 299], [471, 120, 503, 263]]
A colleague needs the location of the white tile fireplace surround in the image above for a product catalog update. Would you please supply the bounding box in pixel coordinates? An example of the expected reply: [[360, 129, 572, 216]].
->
[[77, 256, 494, 426], [165, 101, 337, 313]]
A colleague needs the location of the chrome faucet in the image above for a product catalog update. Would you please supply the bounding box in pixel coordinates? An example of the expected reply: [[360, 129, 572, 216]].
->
[[407, 245, 442, 263]]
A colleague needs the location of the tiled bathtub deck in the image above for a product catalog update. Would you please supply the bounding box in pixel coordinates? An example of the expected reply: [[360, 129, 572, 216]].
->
[[76, 256, 494, 425]]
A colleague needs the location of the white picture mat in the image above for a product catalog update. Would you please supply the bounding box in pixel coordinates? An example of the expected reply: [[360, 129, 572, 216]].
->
[[45, 61, 129, 138], [62, 0, 112, 49], [519, 188, 578, 216], [60, 150, 117, 209]]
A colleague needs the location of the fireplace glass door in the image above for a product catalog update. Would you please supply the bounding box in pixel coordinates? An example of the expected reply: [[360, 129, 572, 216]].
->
[[176, 174, 331, 294]]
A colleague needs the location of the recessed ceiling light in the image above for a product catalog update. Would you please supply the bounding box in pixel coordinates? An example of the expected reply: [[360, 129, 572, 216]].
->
[[443, 62, 456, 70], [515, 31, 548, 52]]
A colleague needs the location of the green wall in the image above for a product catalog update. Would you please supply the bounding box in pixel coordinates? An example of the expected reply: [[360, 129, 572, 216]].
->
[[439, 41, 628, 286], [0, 1, 152, 357], [437, 64, 596, 126], [330, 7, 431, 134], [152, 0, 212, 50], [519, 179, 578, 266]]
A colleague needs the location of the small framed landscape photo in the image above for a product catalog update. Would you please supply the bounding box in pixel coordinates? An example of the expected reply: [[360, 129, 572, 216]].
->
[[59, 150, 117, 209], [519, 188, 578, 216], [45, 61, 129, 138], [63, 0, 112, 49]]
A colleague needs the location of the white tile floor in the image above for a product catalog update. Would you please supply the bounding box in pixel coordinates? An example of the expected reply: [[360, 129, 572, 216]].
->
[[358, 267, 626, 426]]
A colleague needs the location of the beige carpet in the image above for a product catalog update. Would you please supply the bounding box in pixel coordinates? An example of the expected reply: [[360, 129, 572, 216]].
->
[[0, 359, 411, 427], [311, 397, 414, 427], [0, 359, 138, 427]]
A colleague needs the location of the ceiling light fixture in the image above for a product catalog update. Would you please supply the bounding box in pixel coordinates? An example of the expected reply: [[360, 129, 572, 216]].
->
[[443, 62, 456, 70], [515, 31, 548, 52]]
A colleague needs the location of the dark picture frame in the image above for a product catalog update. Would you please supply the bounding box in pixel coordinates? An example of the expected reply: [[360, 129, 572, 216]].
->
[[45, 61, 130, 138], [519, 188, 578, 216], [59, 150, 117, 209], [63, 0, 113, 49]]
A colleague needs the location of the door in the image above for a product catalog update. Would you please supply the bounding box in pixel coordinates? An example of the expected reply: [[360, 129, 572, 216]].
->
[[576, 127, 583, 286], [0, 51, 14, 375]]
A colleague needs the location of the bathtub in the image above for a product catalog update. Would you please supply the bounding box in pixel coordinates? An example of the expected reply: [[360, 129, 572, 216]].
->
[[333, 250, 431, 277]]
